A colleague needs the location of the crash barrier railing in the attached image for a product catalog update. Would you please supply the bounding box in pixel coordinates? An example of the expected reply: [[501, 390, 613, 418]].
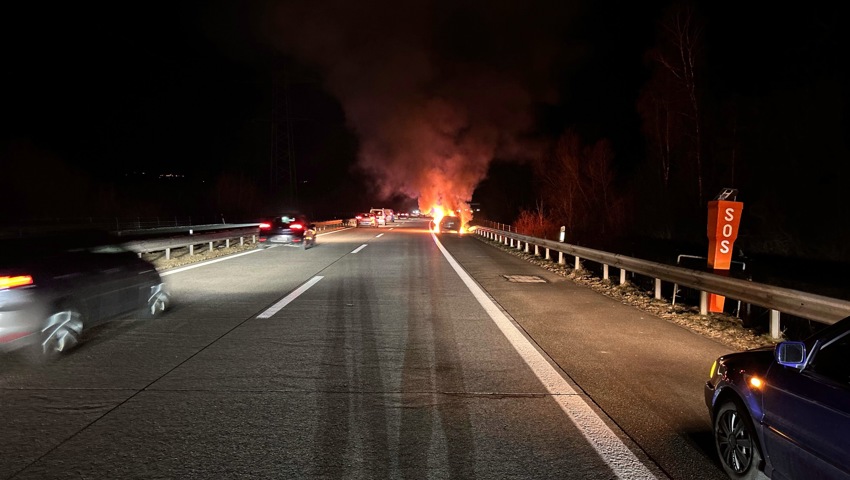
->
[[120, 220, 350, 261], [473, 226, 850, 339]]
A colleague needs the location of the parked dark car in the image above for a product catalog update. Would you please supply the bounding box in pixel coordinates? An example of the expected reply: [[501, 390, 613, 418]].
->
[[258, 214, 316, 249], [433, 215, 463, 234], [705, 315, 850, 479], [0, 230, 169, 360]]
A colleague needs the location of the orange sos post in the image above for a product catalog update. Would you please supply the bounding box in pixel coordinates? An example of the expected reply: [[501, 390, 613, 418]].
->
[[706, 200, 743, 312]]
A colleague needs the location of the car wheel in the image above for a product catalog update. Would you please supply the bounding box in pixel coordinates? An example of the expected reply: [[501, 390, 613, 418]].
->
[[714, 400, 763, 480], [34, 309, 84, 360], [146, 290, 169, 318]]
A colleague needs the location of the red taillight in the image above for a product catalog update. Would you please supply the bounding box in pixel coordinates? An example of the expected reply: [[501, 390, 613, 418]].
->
[[0, 275, 34, 290], [289, 223, 303, 230], [259, 222, 271, 230]]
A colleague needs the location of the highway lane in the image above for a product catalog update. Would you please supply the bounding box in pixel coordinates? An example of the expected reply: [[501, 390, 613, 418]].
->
[[0, 219, 726, 479]]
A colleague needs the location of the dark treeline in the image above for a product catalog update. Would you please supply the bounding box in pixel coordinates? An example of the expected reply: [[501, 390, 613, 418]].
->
[[513, 1, 850, 264]]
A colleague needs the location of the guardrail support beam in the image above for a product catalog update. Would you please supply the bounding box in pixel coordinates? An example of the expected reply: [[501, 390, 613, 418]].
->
[[770, 310, 781, 339], [558, 251, 565, 265], [620, 269, 627, 285], [574, 256, 581, 271], [545, 247, 551, 260], [655, 279, 662, 300], [165, 248, 171, 260], [603, 264, 609, 280], [699, 291, 708, 315]]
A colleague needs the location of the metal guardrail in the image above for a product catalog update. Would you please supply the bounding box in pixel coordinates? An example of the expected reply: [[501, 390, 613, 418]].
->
[[474, 226, 850, 339], [120, 220, 351, 260]]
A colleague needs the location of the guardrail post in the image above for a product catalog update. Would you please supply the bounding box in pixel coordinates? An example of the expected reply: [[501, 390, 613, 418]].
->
[[510, 238, 515, 247], [534, 244, 540, 256], [165, 247, 171, 260], [558, 251, 565, 265], [252, 235, 256, 243], [699, 291, 708, 315], [208, 241, 214, 252], [226, 238, 230, 248], [240, 237, 244, 246], [574, 256, 581, 271], [545, 247, 551, 260], [189, 244, 194, 256], [654, 279, 662, 299], [524, 242, 529, 253], [603, 264, 609, 280], [770, 310, 781, 339], [619, 269, 627, 285]]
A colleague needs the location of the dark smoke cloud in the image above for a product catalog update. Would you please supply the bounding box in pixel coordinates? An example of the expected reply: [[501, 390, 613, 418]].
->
[[262, 0, 582, 215]]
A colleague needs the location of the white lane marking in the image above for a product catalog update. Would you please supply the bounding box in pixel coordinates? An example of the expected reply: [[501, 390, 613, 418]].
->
[[257, 276, 324, 319], [317, 227, 352, 237], [161, 248, 264, 276], [376, 233, 384, 238], [388, 228, 394, 231], [351, 244, 368, 254], [431, 233, 659, 480]]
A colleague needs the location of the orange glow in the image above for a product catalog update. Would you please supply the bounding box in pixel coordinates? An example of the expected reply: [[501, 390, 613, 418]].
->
[[749, 376, 764, 389], [423, 202, 473, 234]]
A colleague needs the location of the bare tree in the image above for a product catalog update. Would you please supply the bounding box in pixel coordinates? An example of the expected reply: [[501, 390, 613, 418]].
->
[[531, 130, 626, 245], [639, 1, 705, 206]]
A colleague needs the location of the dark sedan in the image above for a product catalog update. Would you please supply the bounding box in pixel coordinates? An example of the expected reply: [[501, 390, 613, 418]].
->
[[433, 215, 463, 234], [0, 231, 169, 360], [258, 215, 316, 249], [705, 315, 850, 479]]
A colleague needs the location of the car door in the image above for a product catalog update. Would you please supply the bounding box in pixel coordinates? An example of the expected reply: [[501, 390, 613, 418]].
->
[[762, 331, 850, 479], [86, 245, 143, 321]]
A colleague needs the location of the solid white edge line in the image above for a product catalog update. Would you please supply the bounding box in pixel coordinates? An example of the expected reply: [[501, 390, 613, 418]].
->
[[430, 233, 659, 480], [160, 248, 264, 276], [257, 276, 324, 319], [351, 244, 368, 254]]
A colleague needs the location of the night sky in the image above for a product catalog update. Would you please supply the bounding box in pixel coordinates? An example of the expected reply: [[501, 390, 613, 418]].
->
[[3, 1, 849, 261]]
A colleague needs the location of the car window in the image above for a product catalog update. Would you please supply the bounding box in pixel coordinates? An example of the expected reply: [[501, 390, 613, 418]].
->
[[810, 330, 850, 385]]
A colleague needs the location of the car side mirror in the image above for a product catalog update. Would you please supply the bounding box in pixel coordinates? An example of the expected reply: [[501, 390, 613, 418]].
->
[[775, 341, 807, 369]]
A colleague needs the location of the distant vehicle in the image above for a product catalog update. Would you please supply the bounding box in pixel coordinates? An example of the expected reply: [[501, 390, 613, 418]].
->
[[705, 315, 850, 480], [355, 212, 378, 227], [369, 208, 388, 226], [397, 212, 409, 219], [258, 214, 316, 249], [0, 230, 169, 361]]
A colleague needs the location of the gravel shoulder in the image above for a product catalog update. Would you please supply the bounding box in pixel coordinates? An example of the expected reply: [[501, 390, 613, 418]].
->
[[470, 235, 778, 352]]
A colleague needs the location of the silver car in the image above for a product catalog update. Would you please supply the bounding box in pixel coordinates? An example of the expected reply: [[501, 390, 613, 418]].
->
[[0, 231, 169, 360]]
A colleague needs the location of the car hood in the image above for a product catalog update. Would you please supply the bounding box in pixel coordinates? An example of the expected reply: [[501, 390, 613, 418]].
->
[[719, 345, 775, 372]]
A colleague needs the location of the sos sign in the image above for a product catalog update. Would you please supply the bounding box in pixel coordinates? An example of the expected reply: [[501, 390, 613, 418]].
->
[[707, 200, 743, 270]]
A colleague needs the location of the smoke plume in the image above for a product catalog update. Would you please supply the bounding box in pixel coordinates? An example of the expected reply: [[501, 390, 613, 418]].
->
[[263, 0, 577, 216]]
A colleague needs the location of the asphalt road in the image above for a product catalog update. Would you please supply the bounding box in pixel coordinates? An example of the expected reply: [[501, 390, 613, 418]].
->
[[0, 219, 741, 479]]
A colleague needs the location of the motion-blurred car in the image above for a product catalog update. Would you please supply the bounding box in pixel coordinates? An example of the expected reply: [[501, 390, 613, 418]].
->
[[258, 214, 316, 249], [354, 213, 378, 227], [0, 230, 169, 360], [705, 315, 850, 480]]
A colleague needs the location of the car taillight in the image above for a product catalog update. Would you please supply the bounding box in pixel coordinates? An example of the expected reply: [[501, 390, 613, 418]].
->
[[259, 222, 271, 230], [355, 215, 362, 219], [290, 223, 303, 230], [0, 275, 34, 290]]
